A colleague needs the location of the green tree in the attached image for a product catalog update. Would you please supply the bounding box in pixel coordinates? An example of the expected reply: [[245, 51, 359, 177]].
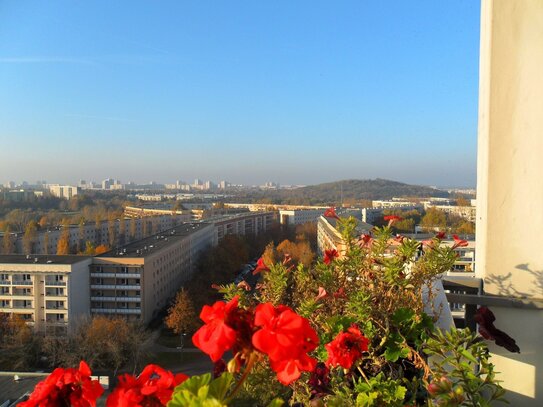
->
[[421, 207, 447, 231], [22, 221, 38, 254], [108, 215, 117, 248], [43, 232, 50, 255], [2, 227, 15, 254]]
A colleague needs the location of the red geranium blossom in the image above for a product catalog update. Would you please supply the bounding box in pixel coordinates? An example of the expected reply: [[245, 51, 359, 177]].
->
[[106, 364, 188, 407], [20, 361, 103, 407], [325, 325, 369, 369], [192, 296, 240, 362], [323, 249, 339, 264], [252, 257, 270, 274], [252, 303, 319, 384], [324, 207, 340, 220], [452, 234, 469, 249], [435, 231, 446, 239]]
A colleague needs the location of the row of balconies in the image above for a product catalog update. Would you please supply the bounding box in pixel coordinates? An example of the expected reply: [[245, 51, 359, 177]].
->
[[91, 308, 141, 314], [90, 284, 141, 290], [90, 272, 141, 278], [90, 296, 141, 302]]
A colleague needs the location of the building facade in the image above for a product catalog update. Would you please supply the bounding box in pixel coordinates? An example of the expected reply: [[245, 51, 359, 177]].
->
[[89, 223, 215, 324], [278, 209, 325, 226], [0, 255, 92, 335]]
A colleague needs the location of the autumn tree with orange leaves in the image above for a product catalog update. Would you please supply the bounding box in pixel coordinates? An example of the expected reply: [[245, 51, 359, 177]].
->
[[165, 289, 198, 337]]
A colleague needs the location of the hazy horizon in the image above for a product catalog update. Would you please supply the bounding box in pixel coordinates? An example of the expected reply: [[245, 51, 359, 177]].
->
[[0, 1, 480, 187]]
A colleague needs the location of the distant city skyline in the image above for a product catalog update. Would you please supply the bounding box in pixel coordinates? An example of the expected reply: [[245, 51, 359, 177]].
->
[[0, 1, 480, 187]]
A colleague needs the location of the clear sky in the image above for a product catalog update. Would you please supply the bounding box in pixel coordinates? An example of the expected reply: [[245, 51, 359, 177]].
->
[[0, 1, 480, 187]]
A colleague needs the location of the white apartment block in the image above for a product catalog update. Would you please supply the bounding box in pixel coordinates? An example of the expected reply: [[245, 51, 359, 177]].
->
[[424, 204, 476, 223], [279, 209, 325, 226], [0, 255, 92, 335], [48, 185, 80, 200], [11, 215, 185, 255], [213, 212, 274, 242], [372, 200, 423, 210], [90, 223, 215, 324], [317, 216, 373, 257]]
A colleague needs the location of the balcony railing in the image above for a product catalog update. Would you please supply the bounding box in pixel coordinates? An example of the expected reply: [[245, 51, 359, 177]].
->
[[44, 281, 66, 286], [90, 273, 140, 278], [11, 281, 33, 286], [442, 276, 543, 332], [90, 284, 140, 290], [91, 308, 141, 314], [91, 296, 141, 302]]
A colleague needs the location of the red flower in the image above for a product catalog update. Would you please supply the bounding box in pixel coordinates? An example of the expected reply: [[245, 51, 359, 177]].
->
[[192, 296, 240, 361], [474, 307, 520, 353], [384, 215, 402, 221], [325, 325, 369, 369], [435, 231, 446, 239], [270, 352, 317, 385], [20, 361, 104, 407], [452, 234, 469, 249], [252, 257, 270, 275], [358, 234, 373, 247], [324, 207, 340, 220], [106, 364, 188, 407], [394, 234, 405, 243], [252, 303, 319, 385], [333, 287, 346, 299], [323, 249, 339, 264]]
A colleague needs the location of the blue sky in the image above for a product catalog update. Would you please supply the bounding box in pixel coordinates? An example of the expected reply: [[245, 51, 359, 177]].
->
[[0, 1, 480, 187]]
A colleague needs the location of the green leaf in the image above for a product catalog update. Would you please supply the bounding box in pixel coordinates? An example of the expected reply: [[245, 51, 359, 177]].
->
[[460, 348, 479, 364], [208, 372, 234, 400], [266, 398, 285, 407]]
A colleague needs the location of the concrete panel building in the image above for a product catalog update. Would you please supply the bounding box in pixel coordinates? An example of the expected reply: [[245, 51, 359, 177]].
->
[[278, 209, 325, 226], [48, 185, 79, 200], [0, 255, 92, 335], [90, 223, 215, 324]]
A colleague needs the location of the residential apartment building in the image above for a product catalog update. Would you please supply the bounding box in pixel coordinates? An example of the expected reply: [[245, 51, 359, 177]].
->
[[278, 209, 325, 226], [212, 212, 274, 242], [317, 216, 373, 257], [48, 185, 79, 200], [9, 215, 185, 255], [372, 200, 423, 210], [90, 223, 215, 324], [424, 204, 476, 223], [0, 255, 92, 335]]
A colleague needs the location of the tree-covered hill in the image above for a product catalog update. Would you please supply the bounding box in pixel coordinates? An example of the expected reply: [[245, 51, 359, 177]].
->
[[232, 179, 449, 205]]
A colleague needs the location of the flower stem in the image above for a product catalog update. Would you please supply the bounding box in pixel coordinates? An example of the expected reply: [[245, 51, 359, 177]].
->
[[226, 353, 258, 402]]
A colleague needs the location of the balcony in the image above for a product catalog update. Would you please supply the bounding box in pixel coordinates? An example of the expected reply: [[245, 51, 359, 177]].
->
[[0, 280, 10, 286], [91, 308, 141, 315], [11, 280, 33, 286], [91, 272, 140, 278], [90, 284, 140, 290], [44, 281, 67, 286], [91, 296, 141, 302]]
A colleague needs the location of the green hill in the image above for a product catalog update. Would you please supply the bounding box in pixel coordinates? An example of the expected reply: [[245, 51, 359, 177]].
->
[[233, 179, 449, 205]]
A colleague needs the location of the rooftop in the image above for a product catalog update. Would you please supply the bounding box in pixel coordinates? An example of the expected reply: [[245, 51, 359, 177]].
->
[[0, 254, 91, 265], [97, 222, 211, 258]]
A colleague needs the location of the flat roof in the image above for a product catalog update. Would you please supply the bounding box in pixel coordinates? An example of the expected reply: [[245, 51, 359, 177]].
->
[[0, 255, 91, 265], [97, 222, 211, 258]]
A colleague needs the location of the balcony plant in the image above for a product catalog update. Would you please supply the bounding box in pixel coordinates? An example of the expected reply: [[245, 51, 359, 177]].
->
[[20, 213, 508, 406]]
